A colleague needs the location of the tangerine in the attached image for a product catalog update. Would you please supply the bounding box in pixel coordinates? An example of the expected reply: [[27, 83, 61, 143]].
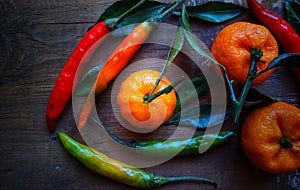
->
[[117, 69, 176, 132], [241, 102, 300, 173], [211, 22, 278, 86]]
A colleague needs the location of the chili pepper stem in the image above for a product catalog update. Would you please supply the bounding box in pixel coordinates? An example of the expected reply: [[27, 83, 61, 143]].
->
[[232, 48, 263, 124], [144, 76, 185, 104], [155, 175, 217, 188]]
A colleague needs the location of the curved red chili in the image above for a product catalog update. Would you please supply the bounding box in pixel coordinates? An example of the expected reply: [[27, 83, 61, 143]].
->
[[246, 0, 300, 83], [46, 1, 147, 133], [46, 22, 110, 132]]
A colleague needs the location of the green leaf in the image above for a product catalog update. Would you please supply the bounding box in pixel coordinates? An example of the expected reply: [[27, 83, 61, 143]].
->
[[166, 24, 185, 66], [147, 11, 185, 98], [181, 6, 221, 68], [236, 84, 278, 103], [267, 53, 300, 69], [165, 104, 232, 129], [256, 53, 300, 77], [181, 4, 191, 32], [181, 6, 238, 115], [173, 2, 247, 23], [110, 2, 169, 36], [117, 3, 168, 28], [165, 5, 186, 66], [246, 87, 278, 103], [96, 0, 167, 26], [74, 65, 103, 96], [97, 0, 141, 22], [173, 76, 209, 114], [285, 0, 300, 35]]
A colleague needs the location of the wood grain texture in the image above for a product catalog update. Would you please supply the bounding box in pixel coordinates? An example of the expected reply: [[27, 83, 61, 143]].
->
[[0, 0, 299, 190]]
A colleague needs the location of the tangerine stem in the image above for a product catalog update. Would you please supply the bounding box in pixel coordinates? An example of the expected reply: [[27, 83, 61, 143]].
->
[[279, 136, 293, 149], [148, 61, 168, 97], [144, 76, 185, 104], [279, 136, 300, 152], [232, 48, 263, 124]]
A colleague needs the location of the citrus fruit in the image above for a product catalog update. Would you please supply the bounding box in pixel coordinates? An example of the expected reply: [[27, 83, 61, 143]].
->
[[117, 69, 176, 132], [241, 102, 300, 173], [211, 22, 278, 86]]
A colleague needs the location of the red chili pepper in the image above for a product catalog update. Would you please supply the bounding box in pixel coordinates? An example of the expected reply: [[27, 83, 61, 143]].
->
[[46, 22, 109, 132], [246, 0, 300, 83], [46, 1, 147, 133], [77, 0, 184, 131]]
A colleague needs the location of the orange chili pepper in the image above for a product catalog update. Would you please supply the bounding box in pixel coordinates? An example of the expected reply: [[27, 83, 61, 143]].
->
[[95, 22, 155, 94]]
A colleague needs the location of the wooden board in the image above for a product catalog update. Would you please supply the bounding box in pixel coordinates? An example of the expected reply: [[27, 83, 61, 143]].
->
[[1, 0, 299, 189]]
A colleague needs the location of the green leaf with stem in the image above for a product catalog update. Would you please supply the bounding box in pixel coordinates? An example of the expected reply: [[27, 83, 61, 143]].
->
[[181, 5, 237, 104], [285, 0, 300, 35], [96, 0, 166, 25], [89, 0, 170, 33], [116, 4, 168, 28], [88, 0, 148, 31], [112, 3, 170, 36], [145, 6, 185, 101], [173, 2, 247, 23]]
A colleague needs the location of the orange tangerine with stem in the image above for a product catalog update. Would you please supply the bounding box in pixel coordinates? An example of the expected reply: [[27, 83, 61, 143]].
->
[[242, 102, 300, 173], [211, 22, 278, 86], [117, 69, 176, 132]]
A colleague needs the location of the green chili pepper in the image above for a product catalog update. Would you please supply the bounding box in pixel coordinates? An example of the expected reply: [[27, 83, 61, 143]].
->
[[90, 118, 234, 156], [133, 131, 234, 156], [58, 132, 217, 188]]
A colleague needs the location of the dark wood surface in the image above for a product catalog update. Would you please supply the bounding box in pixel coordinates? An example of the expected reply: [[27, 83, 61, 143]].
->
[[1, 0, 299, 189]]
